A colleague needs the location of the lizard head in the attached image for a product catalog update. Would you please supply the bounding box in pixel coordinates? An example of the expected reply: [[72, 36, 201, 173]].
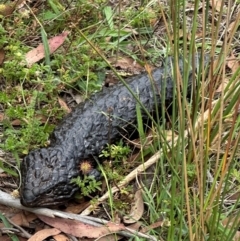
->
[[20, 147, 80, 207]]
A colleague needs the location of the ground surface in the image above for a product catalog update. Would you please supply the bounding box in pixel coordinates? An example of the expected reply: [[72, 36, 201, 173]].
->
[[0, 0, 240, 240]]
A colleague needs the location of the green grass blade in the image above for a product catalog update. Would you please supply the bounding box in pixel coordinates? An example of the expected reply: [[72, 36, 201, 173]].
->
[[103, 6, 114, 30], [136, 102, 146, 143], [0, 213, 19, 241], [41, 27, 51, 66]]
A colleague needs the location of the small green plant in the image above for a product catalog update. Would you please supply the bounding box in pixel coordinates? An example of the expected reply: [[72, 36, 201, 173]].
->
[[99, 140, 131, 163], [101, 164, 123, 183], [71, 175, 102, 197], [0, 87, 59, 154]]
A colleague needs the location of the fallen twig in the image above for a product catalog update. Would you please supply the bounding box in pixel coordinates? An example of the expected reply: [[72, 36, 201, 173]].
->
[[0, 190, 158, 241]]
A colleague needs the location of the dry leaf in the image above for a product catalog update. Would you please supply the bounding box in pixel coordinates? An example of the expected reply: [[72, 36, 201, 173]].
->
[[38, 215, 126, 238], [187, 31, 204, 40], [11, 119, 22, 126], [25, 31, 69, 67], [226, 191, 240, 202], [0, 48, 5, 65], [28, 228, 61, 241], [227, 15, 240, 32], [222, 215, 240, 241], [66, 201, 90, 214], [215, 79, 229, 94], [209, 0, 223, 12], [127, 221, 142, 231], [0, 4, 15, 16], [19, 237, 27, 241], [106, 56, 147, 85], [178, 29, 184, 38], [97, 234, 121, 241], [126, 130, 154, 149], [35, 114, 48, 124], [0, 0, 25, 16], [233, 231, 240, 241], [123, 189, 144, 224], [228, 21, 237, 32], [108, 56, 145, 75], [73, 93, 84, 104], [0, 113, 4, 122], [53, 234, 70, 241], [9, 212, 37, 228], [122, 27, 138, 35], [141, 221, 165, 233], [227, 53, 240, 74], [1, 236, 16, 241], [58, 97, 71, 113], [186, 3, 196, 11]]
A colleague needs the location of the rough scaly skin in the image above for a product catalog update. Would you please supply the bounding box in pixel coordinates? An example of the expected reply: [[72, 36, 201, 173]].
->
[[20, 56, 202, 207]]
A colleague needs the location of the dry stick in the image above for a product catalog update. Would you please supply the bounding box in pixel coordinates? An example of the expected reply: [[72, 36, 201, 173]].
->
[[0, 191, 65, 218], [5, 216, 32, 239], [81, 101, 217, 216], [0, 191, 157, 241]]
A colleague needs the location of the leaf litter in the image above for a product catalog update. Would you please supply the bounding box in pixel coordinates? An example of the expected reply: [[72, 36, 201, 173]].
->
[[25, 31, 69, 67]]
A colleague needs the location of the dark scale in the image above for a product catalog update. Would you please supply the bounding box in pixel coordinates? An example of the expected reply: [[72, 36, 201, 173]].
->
[[20, 55, 208, 207]]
